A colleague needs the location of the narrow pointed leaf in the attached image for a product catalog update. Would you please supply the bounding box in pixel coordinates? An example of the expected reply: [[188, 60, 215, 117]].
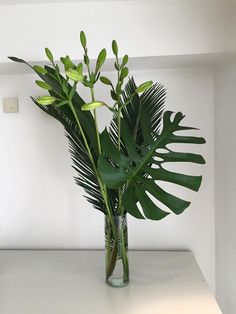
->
[[120, 67, 129, 80], [135, 185, 170, 220], [100, 76, 112, 85], [8, 56, 27, 63], [33, 65, 47, 74], [35, 80, 52, 90], [136, 81, 153, 93]]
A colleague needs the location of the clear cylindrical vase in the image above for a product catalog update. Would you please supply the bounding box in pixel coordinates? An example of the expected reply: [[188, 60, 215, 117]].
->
[[105, 214, 129, 287]]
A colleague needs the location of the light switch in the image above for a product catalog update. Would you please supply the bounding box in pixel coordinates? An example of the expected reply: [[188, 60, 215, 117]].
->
[[3, 97, 19, 113]]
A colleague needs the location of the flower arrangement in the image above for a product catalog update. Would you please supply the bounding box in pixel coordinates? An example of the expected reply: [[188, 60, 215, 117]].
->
[[9, 31, 205, 287]]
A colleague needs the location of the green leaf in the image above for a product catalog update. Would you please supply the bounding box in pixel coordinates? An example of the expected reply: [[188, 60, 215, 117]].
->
[[81, 101, 106, 111], [90, 72, 96, 84], [35, 80, 52, 90], [95, 48, 107, 73], [120, 67, 129, 80], [98, 107, 206, 220], [69, 83, 77, 101], [135, 184, 170, 220], [37, 96, 57, 105], [112, 40, 118, 56], [77, 63, 83, 75], [100, 76, 112, 86], [33, 65, 48, 74], [8, 56, 26, 63], [95, 71, 100, 83], [55, 100, 69, 108], [122, 55, 129, 66], [66, 69, 83, 82], [122, 186, 145, 219], [62, 80, 69, 94], [61, 55, 75, 71], [45, 48, 54, 62], [80, 31, 87, 48], [111, 90, 118, 101], [136, 81, 153, 93], [116, 82, 122, 95]]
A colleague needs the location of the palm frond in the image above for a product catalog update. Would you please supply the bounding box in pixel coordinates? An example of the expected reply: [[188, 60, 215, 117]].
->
[[32, 99, 107, 213], [109, 77, 166, 148]]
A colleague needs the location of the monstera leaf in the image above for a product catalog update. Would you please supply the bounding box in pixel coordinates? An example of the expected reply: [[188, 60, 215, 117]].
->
[[98, 111, 206, 220]]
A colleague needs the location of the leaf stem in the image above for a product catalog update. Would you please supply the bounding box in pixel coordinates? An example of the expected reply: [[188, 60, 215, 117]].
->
[[90, 87, 102, 155], [114, 55, 123, 214], [133, 97, 142, 142], [68, 101, 116, 234]]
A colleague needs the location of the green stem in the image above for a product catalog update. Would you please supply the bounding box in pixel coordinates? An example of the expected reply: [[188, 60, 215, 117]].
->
[[117, 108, 121, 151], [120, 92, 136, 111], [52, 61, 63, 86], [117, 108, 122, 214], [115, 57, 123, 214], [106, 214, 129, 282], [69, 101, 116, 235], [90, 87, 102, 155], [133, 97, 142, 142], [120, 228, 129, 280]]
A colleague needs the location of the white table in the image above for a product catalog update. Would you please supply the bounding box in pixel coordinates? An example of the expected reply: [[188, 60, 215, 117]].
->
[[0, 250, 221, 314]]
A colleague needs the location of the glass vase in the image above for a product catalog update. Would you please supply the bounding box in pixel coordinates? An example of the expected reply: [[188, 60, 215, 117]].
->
[[105, 214, 129, 287]]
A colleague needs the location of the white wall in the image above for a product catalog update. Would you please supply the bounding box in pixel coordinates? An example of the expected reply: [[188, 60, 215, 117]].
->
[[0, 66, 215, 290], [215, 63, 236, 314], [0, 0, 233, 63]]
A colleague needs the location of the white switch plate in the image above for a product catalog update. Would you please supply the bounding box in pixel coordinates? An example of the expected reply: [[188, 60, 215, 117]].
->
[[3, 97, 19, 113]]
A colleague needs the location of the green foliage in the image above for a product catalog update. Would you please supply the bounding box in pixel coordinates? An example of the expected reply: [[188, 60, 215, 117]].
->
[[136, 81, 153, 93], [101, 78, 206, 220], [8, 31, 205, 222], [33, 65, 47, 74], [100, 76, 112, 86], [98, 112, 205, 220], [61, 55, 75, 71], [120, 67, 129, 80], [35, 80, 52, 90]]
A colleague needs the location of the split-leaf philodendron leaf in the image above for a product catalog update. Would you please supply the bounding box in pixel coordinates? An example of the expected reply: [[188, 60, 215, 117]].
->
[[98, 98, 206, 220]]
